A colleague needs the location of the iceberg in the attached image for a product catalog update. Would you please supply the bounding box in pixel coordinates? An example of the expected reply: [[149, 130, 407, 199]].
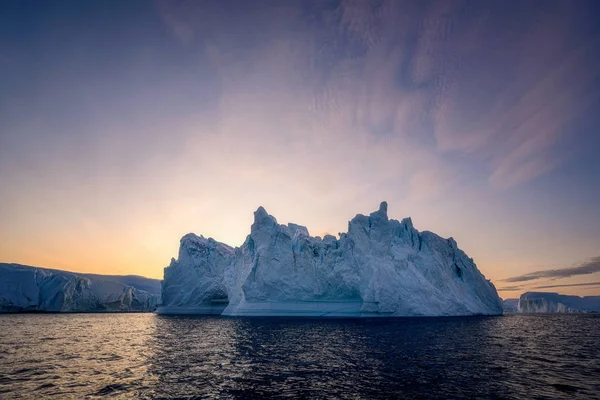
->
[[0, 263, 159, 312], [518, 292, 600, 313], [502, 298, 519, 313], [159, 202, 502, 316]]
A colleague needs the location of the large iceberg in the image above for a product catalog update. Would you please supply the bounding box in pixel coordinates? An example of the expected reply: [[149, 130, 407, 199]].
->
[[159, 202, 502, 316], [0, 263, 159, 312], [518, 292, 600, 313]]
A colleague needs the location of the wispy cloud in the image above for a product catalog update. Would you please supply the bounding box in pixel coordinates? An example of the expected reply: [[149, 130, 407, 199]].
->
[[534, 282, 600, 290], [497, 286, 524, 292], [503, 256, 600, 283], [154, 0, 600, 196], [498, 281, 600, 293], [427, 2, 600, 190]]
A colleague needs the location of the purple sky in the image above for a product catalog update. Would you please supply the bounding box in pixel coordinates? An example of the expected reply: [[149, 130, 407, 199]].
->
[[1, 0, 599, 298]]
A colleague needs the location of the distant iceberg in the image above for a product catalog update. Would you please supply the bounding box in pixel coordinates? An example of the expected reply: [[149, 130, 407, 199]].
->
[[158, 202, 502, 317], [502, 298, 519, 313], [0, 263, 159, 312], [518, 292, 600, 313]]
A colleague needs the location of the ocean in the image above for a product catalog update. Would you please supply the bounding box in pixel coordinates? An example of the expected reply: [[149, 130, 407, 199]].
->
[[0, 313, 599, 399]]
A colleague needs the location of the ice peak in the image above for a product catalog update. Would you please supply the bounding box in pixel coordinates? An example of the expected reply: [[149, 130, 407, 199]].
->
[[288, 223, 309, 236], [255, 206, 269, 219], [180, 233, 206, 244], [252, 206, 277, 232], [379, 201, 388, 215], [369, 201, 388, 220], [448, 237, 458, 249]]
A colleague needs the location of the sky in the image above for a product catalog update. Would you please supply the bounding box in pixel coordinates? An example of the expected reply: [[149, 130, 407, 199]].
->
[[1, 0, 599, 299]]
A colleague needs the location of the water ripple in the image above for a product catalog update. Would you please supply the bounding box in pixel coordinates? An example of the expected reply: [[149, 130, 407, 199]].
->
[[0, 314, 599, 398]]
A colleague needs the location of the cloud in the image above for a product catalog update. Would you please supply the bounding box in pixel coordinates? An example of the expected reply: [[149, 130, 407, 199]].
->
[[533, 282, 600, 290], [486, 36, 599, 190], [503, 256, 600, 283], [496, 286, 524, 292], [497, 281, 600, 293], [152, 0, 600, 211], [152, 0, 455, 204], [421, 1, 600, 190], [155, 0, 196, 46]]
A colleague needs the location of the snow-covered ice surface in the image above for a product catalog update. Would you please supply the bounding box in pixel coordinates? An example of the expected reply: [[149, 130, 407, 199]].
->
[[159, 202, 503, 317], [0, 263, 159, 312], [518, 292, 600, 313], [77, 273, 161, 297]]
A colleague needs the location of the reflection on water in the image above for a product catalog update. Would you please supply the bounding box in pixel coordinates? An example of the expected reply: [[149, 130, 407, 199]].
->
[[0, 314, 599, 399]]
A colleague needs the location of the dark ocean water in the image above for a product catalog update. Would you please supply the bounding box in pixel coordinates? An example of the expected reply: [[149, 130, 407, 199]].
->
[[0, 313, 599, 399]]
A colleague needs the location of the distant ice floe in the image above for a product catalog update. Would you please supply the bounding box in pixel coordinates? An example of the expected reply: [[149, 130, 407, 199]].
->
[[0, 263, 159, 312], [518, 292, 600, 313]]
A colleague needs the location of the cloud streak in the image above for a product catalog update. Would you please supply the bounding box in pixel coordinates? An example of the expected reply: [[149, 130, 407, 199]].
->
[[154, 0, 600, 197], [498, 281, 600, 293], [503, 256, 600, 283], [496, 286, 524, 292], [534, 282, 600, 290]]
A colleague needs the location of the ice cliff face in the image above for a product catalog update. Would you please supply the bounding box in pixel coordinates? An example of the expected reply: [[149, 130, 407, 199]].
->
[[0, 264, 159, 312], [518, 292, 600, 313], [159, 202, 503, 316]]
